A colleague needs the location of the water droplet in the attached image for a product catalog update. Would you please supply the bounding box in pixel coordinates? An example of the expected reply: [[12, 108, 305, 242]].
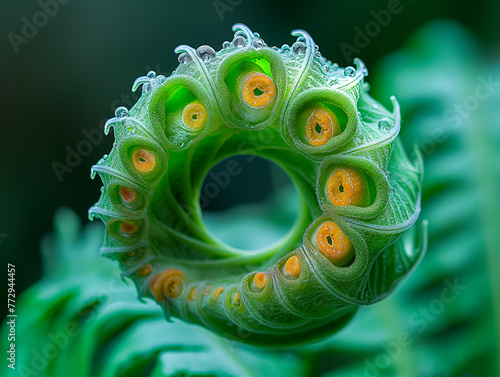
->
[[253, 32, 260, 38], [386, 171, 392, 180], [102, 154, 108, 160], [292, 42, 306, 54], [344, 66, 355, 77], [196, 45, 216, 62], [234, 30, 246, 38], [297, 36, 306, 43], [142, 83, 151, 93], [378, 119, 391, 131], [281, 44, 290, 52], [271, 46, 279, 51], [146, 71, 156, 79], [389, 188, 395, 195], [315, 52, 321, 58], [323, 64, 330, 73], [178, 52, 192, 64], [252, 38, 264, 49], [233, 36, 246, 48], [115, 106, 129, 118], [363, 82, 371, 92], [126, 124, 136, 134], [222, 41, 230, 49]]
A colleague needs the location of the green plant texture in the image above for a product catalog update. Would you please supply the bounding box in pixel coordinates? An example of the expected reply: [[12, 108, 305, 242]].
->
[[3, 20, 498, 377], [88, 24, 425, 346], [3, 208, 310, 377]]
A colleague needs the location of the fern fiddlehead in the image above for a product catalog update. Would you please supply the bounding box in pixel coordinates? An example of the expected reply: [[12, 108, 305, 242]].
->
[[89, 24, 426, 346]]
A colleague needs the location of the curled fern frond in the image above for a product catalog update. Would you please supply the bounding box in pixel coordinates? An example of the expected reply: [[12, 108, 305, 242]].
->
[[89, 24, 425, 346]]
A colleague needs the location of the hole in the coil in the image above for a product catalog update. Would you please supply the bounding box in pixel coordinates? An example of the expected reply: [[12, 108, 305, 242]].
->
[[200, 155, 299, 251]]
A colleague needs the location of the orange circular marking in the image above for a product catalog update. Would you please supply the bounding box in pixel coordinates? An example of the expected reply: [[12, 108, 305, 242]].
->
[[327, 167, 366, 206], [284, 255, 301, 279], [305, 107, 340, 146], [120, 222, 137, 234], [204, 285, 212, 295], [241, 73, 276, 108], [126, 251, 136, 257], [189, 288, 197, 300], [214, 287, 224, 299], [138, 264, 152, 277], [132, 148, 155, 172], [316, 221, 354, 266], [233, 292, 241, 306], [253, 272, 268, 289], [150, 269, 185, 302], [120, 187, 136, 203], [182, 100, 207, 130]]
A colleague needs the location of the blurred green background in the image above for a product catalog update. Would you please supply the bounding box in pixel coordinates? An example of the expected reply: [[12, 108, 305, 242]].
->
[[1, 0, 499, 376]]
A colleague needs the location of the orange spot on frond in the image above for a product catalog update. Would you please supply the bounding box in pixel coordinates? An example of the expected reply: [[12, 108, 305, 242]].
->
[[182, 100, 207, 130], [150, 268, 185, 302], [327, 167, 366, 206], [132, 148, 155, 172], [284, 255, 301, 279], [214, 287, 224, 299], [120, 187, 136, 203], [137, 264, 152, 277], [120, 222, 137, 234], [305, 107, 340, 146], [316, 221, 354, 266], [253, 272, 268, 289], [241, 73, 276, 108]]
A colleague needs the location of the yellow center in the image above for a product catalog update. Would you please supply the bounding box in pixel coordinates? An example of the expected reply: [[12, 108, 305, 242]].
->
[[305, 107, 340, 146], [132, 148, 155, 172], [137, 264, 152, 277], [316, 221, 354, 266], [189, 288, 197, 301], [253, 272, 268, 289], [119, 187, 136, 203], [241, 73, 276, 108], [151, 269, 185, 302], [120, 222, 137, 234], [327, 168, 366, 206], [284, 255, 301, 279], [182, 101, 208, 130], [233, 292, 241, 306], [214, 287, 224, 299]]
